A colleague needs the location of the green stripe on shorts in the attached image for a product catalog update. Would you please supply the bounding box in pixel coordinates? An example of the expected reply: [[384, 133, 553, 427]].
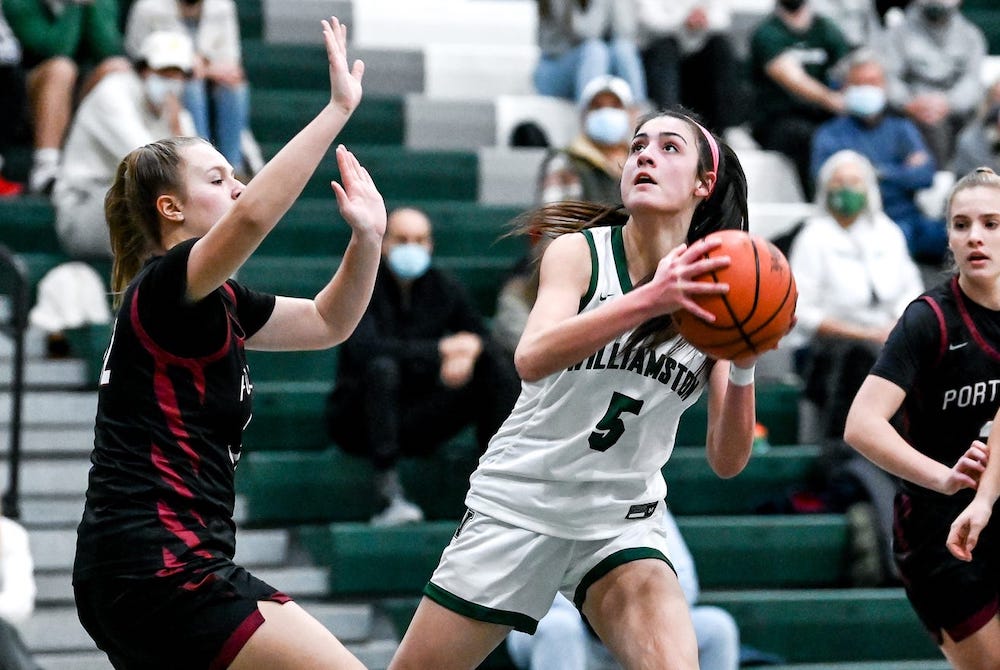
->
[[424, 582, 539, 634], [573, 547, 673, 610]]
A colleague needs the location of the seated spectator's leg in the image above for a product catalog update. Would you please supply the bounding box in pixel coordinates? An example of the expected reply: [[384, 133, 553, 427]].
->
[[506, 596, 588, 670], [394, 345, 519, 460], [468, 345, 521, 451], [753, 115, 820, 200], [533, 51, 579, 100], [690, 605, 740, 670], [53, 183, 113, 260], [823, 341, 879, 440], [680, 35, 739, 132], [641, 36, 680, 111], [183, 77, 212, 141], [26, 56, 77, 194], [211, 81, 249, 173], [79, 56, 131, 100], [608, 37, 647, 104], [575, 38, 612, 102]]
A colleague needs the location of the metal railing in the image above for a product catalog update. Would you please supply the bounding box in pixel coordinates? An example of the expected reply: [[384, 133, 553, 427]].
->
[[0, 244, 27, 520]]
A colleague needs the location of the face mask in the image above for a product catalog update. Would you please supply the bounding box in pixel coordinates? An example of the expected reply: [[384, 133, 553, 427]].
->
[[844, 85, 887, 118], [584, 107, 631, 146], [388, 243, 431, 280], [827, 187, 867, 218], [779, 0, 806, 12], [921, 2, 954, 24], [144, 74, 184, 108]]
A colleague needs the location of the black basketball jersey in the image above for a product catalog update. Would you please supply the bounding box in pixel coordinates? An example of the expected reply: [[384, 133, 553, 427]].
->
[[74, 239, 275, 581], [871, 276, 1000, 503]]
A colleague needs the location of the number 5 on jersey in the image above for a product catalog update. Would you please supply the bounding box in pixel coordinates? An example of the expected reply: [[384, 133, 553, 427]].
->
[[589, 391, 644, 452]]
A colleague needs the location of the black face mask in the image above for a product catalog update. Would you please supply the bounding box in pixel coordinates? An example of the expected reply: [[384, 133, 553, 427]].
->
[[921, 3, 953, 24], [779, 0, 807, 12]]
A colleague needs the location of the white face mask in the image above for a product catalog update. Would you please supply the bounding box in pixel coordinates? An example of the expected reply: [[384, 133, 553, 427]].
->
[[844, 85, 887, 119], [144, 73, 185, 108], [584, 107, 631, 146]]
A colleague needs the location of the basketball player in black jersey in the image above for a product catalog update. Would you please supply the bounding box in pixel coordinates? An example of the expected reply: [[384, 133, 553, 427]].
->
[[72, 17, 385, 670], [846, 167, 1000, 669]]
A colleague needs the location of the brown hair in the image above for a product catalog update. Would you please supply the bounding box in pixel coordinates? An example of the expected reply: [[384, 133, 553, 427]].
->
[[105, 136, 207, 306], [946, 166, 1000, 225], [508, 110, 747, 351]]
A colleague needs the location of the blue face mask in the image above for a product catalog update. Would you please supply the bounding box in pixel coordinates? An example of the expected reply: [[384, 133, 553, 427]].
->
[[388, 243, 431, 280], [844, 85, 887, 119], [584, 107, 630, 146]]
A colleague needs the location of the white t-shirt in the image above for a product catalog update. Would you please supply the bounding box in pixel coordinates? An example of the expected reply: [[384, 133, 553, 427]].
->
[[55, 69, 195, 195], [467, 225, 710, 540]]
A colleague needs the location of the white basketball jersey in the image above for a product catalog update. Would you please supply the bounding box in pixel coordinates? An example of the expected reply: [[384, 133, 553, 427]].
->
[[466, 225, 710, 540]]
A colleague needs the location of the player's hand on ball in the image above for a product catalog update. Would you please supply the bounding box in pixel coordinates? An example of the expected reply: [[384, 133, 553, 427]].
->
[[650, 236, 730, 322]]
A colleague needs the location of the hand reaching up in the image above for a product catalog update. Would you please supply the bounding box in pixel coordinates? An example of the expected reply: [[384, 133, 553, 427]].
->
[[331, 145, 386, 241], [322, 16, 364, 116]]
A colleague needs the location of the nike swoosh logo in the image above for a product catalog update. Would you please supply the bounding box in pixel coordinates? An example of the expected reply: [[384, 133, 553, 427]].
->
[[949, 342, 969, 350], [599, 293, 616, 301]]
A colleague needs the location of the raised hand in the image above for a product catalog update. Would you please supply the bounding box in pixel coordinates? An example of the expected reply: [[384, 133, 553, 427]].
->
[[331, 145, 386, 240], [321, 16, 364, 115]]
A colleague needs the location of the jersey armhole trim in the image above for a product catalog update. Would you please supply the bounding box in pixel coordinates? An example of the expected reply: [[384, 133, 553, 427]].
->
[[919, 295, 947, 367], [580, 228, 599, 313]]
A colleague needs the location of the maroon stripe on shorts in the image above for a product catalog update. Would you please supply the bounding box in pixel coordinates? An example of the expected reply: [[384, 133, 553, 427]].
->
[[946, 595, 999, 643], [209, 592, 292, 669]]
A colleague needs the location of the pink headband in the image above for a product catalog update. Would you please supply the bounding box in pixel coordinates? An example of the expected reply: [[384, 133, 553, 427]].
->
[[692, 120, 719, 175]]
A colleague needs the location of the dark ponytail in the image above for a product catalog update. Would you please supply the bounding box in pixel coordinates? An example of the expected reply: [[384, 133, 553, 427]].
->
[[106, 136, 207, 306]]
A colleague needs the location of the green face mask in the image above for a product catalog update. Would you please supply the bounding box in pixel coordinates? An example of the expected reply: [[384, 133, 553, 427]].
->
[[827, 188, 867, 218]]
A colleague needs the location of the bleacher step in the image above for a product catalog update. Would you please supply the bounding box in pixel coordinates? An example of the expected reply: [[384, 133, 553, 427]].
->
[[0, 391, 96, 427]]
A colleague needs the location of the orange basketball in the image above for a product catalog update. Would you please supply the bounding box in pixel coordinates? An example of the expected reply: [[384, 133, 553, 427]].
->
[[673, 229, 797, 360]]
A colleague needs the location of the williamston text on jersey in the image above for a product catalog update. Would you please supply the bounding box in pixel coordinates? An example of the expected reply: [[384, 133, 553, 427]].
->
[[566, 341, 701, 400]]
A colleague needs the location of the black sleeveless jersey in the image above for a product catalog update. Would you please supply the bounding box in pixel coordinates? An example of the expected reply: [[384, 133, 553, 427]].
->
[[74, 239, 275, 581], [871, 276, 1000, 504]]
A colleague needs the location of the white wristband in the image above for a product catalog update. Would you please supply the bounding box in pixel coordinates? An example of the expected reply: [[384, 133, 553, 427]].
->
[[728, 362, 755, 386]]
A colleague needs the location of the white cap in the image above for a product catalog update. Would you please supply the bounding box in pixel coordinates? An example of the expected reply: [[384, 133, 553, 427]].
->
[[579, 75, 634, 111], [139, 31, 194, 73]]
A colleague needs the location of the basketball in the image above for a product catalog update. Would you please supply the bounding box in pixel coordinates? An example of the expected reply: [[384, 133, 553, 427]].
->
[[673, 229, 797, 360]]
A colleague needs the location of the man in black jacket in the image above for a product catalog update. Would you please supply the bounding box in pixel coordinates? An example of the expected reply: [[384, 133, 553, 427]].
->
[[325, 207, 520, 526]]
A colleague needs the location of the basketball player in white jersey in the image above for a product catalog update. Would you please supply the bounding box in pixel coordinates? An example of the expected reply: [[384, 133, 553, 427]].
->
[[388, 109, 773, 670]]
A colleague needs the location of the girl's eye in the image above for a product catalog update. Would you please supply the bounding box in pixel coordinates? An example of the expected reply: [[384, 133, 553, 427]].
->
[[212, 179, 224, 185], [662, 143, 678, 153], [629, 141, 645, 154]]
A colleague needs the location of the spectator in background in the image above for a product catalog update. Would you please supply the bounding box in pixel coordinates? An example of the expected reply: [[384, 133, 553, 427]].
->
[[325, 207, 521, 527], [506, 507, 740, 670], [810, 0, 882, 47], [0, 506, 44, 670], [4, 0, 130, 195], [789, 150, 923, 585], [52, 30, 195, 261], [952, 79, 1000, 178], [537, 75, 634, 206], [634, 0, 740, 134], [749, 0, 851, 200], [811, 50, 946, 264], [533, 0, 646, 106], [0, 2, 26, 196], [790, 149, 923, 443], [124, 0, 256, 178], [880, 0, 986, 166]]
